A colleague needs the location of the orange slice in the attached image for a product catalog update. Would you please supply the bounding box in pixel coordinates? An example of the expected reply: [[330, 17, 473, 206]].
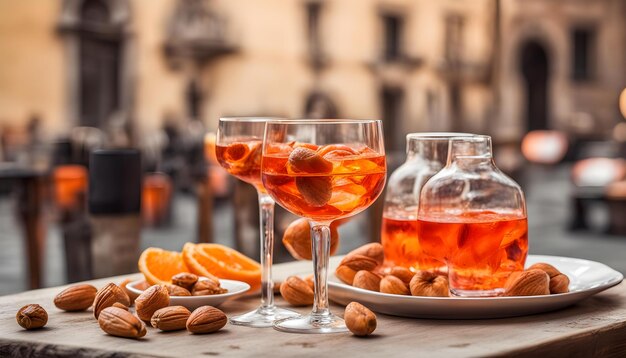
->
[[182, 243, 261, 291], [138, 247, 191, 285]]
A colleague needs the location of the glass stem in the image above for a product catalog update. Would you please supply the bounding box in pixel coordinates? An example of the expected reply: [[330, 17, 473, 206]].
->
[[310, 221, 332, 319], [257, 192, 275, 311]]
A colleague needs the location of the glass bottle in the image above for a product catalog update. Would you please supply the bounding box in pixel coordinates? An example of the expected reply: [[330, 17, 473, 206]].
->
[[416, 135, 528, 297], [381, 133, 473, 273]]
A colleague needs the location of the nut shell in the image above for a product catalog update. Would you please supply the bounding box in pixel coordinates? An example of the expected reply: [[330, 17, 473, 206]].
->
[[151, 306, 191, 331], [295, 176, 332, 207], [344, 302, 376, 336], [409, 272, 449, 297], [380, 275, 409, 295], [288, 147, 333, 174], [98, 306, 146, 338], [16, 304, 47, 330], [282, 218, 339, 260], [93, 283, 131, 319], [504, 269, 550, 296], [171, 272, 198, 291], [135, 285, 170, 321], [280, 276, 314, 306], [348, 243, 384, 266], [186, 306, 227, 334], [192, 280, 227, 296], [352, 270, 381, 292], [120, 279, 140, 305], [335, 265, 357, 285], [340, 254, 378, 272], [527, 263, 561, 278], [54, 284, 97, 311], [550, 273, 570, 294], [164, 284, 192, 296], [390, 267, 414, 285]]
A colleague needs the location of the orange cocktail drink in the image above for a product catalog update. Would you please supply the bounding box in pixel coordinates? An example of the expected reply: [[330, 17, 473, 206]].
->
[[416, 211, 528, 294], [262, 144, 386, 222], [216, 139, 263, 189], [381, 211, 443, 272]]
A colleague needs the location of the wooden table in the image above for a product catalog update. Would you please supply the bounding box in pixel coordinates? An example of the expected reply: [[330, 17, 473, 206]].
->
[[1, 258, 626, 357]]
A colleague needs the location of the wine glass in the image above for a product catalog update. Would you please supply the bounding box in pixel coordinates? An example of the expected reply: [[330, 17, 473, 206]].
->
[[216, 117, 299, 327], [261, 119, 386, 333]]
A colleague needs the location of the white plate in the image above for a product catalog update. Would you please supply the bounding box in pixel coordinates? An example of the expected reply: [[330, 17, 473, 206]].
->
[[126, 277, 250, 311], [328, 255, 623, 319]]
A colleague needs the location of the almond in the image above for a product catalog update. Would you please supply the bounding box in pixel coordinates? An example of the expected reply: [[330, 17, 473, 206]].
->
[[390, 267, 414, 285], [409, 272, 449, 297], [344, 302, 376, 336], [192, 280, 227, 296], [288, 147, 333, 174], [171, 272, 198, 291], [151, 306, 191, 331], [93, 283, 131, 319], [352, 270, 381, 292], [504, 269, 550, 296], [550, 273, 570, 294], [335, 265, 357, 285], [112, 302, 129, 310], [280, 276, 314, 306], [527, 263, 561, 278], [528, 262, 570, 294], [164, 284, 191, 296], [380, 275, 410, 295], [340, 254, 378, 272], [98, 306, 146, 339], [304, 274, 315, 290], [348, 243, 384, 266], [16, 304, 47, 330], [54, 284, 97, 311], [120, 279, 139, 305], [186, 306, 227, 334], [135, 285, 170, 321], [282, 218, 339, 260], [295, 176, 332, 207]]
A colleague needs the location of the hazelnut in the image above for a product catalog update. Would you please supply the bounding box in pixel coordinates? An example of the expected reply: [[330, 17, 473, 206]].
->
[[352, 270, 381, 292], [409, 272, 449, 297], [380, 275, 410, 295], [344, 302, 376, 336], [282, 218, 339, 260], [280, 276, 314, 306], [16, 304, 47, 330]]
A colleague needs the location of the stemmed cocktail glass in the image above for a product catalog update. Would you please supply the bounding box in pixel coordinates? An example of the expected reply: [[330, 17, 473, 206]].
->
[[216, 117, 299, 327], [261, 119, 387, 333]]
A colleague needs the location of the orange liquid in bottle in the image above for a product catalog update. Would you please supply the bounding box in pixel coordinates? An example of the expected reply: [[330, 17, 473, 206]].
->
[[262, 144, 386, 222], [381, 211, 444, 272], [416, 212, 528, 293]]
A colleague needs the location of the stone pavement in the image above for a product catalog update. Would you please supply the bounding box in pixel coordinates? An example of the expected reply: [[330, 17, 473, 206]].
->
[[0, 165, 624, 295]]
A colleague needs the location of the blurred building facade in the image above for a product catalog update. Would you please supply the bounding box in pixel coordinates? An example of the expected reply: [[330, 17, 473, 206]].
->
[[0, 0, 625, 152]]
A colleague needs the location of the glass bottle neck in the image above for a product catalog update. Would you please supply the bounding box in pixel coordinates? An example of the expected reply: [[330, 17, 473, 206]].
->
[[406, 139, 448, 165], [446, 135, 493, 167]]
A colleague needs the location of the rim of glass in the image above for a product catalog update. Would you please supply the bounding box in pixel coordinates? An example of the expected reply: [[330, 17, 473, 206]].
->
[[264, 118, 381, 125], [406, 132, 476, 140], [220, 116, 286, 122], [449, 134, 492, 142]]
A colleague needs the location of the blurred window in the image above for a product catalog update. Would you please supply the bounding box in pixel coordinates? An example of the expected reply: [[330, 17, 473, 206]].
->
[[571, 27, 594, 81], [78, 0, 121, 128], [306, 1, 323, 64], [445, 14, 464, 63], [381, 87, 403, 152], [382, 14, 403, 61]]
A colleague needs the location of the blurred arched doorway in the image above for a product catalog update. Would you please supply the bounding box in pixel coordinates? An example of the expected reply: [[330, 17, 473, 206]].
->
[[519, 41, 550, 131]]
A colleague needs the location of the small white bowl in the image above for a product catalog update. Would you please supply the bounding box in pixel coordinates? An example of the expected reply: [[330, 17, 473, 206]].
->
[[126, 277, 250, 310]]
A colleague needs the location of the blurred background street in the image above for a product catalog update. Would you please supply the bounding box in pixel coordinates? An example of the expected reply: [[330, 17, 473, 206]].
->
[[1, 0, 626, 294]]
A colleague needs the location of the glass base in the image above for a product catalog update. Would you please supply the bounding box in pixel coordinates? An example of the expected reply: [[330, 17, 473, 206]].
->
[[273, 313, 348, 334], [450, 288, 504, 297], [230, 306, 300, 328]]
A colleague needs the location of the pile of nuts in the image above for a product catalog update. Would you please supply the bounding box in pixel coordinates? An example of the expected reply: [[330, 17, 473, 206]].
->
[[15, 272, 228, 339], [325, 243, 570, 298]]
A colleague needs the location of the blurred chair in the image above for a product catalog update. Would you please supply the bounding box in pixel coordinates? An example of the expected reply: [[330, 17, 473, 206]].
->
[[606, 181, 626, 236], [521, 130, 569, 165], [569, 158, 626, 231]]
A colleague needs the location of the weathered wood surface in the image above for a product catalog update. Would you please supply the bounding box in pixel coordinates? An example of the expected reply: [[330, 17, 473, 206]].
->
[[1, 257, 626, 358]]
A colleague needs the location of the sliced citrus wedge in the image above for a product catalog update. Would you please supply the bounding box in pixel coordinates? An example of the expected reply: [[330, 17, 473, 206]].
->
[[138, 247, 190, 285], [182, 243, 261, 291]]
